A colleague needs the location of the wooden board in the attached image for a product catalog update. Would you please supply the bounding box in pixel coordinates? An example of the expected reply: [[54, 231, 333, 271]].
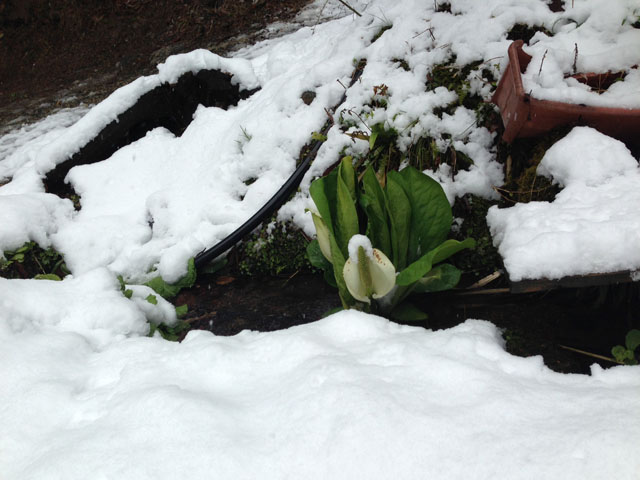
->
[[509, 270, 636, 294]]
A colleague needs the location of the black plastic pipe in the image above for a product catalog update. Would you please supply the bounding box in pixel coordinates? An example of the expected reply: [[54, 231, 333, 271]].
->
[[194, 66, 364, 268], [194, 136, 324, 268]]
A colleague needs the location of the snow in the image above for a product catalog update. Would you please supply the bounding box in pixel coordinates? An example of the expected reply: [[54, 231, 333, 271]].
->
[[347, 234, 373, 264], [0, 106, 88, 180], [1, 310, 639, 479], [1, 0, 640, 477], [521, 0, 640, 108], [487, 127, 640, 281]]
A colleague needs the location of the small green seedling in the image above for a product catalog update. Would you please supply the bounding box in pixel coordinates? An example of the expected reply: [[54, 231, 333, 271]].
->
[[612, 329, 640, 365]]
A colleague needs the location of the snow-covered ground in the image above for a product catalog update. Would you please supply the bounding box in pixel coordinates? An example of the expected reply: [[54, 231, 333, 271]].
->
[[1, 0, 640, 478], [487, 127, 640, 281], [2, 309, 639, 479]]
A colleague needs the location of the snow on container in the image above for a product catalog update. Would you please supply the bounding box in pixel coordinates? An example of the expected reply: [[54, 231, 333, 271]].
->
[[491, 40, 640, 146]]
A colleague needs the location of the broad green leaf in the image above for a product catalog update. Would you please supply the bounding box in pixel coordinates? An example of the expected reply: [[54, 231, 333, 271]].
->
[[625, 329, 640, 352], [307, 239, 331, 270], [335, 173, 360, 256], [396, 238, 474, 286], [307, 239, 337, 287], [360, 167, 391, 257], [338, 157, 357, 203], [389, 301, 429, 323], [124, 289, 133, 299], [175, 304, 189, 318], [34, 273, 62, 281], [394, 166, 453, 263], [174, 258, 197, 289], [323, 267, 338, 288], [145, 258, 197, 299], [311, 212, 332, 262], [145, 294, 158, 305], [414, 263, 461, 293], [431, 237, 475, 265], [329, 232, 355, 308], [385, 173, 411, 270], [309, 170, 338, 238]]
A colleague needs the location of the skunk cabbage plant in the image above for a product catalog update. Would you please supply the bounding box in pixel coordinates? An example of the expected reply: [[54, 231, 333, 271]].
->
[[307, 157, 474, 320]]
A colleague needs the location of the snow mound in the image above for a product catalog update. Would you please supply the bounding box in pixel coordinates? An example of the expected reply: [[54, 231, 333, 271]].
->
[[487, 127, 640, 281], [1, 310, 638, 479]]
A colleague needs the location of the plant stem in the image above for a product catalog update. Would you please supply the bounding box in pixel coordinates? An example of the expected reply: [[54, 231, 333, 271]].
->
[[336, 0, 362, 17]]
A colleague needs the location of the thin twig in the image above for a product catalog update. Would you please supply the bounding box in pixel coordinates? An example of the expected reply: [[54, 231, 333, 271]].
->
[[468, 271, 502, 289], [559, 345, 620, 364], [537, 49, 548, 77], [572, 43, 579, 75], [312, 0, 330, 33], [336, 0, 361, 16]]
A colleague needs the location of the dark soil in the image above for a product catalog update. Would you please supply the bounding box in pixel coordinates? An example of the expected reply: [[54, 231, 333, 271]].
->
[[0, 0, 311, 128], [175, 270, 638, 374]]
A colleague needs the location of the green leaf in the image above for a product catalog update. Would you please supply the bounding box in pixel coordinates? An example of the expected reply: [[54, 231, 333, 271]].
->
[[369, 129, 379, 150], [200, 257, 228, 275], [307, 239, 330, 270], [175, 304, 189, 318], [414, 263, 461, 293], [335, 171, 360, 256], [311, 131, 327, 141], [385, 173, 411, 270], [360, 167, 391, 257], [309, 169, 338, 238], [12, 253, 24, 262], [338, 156, 357, 204], [625, 329, 640, 352], [145, 294, 158, 305], [329, 231, 355, 308], [396, 238, 475, 286], [144, 258, 197, 299], [307, 238, 336, 287], [33, 273, 62, 281], [322, 306, 344, 318], [393, 166, 453, 263], [389, 301, 429, 323], [611, 345, 631, 363], [124, 289, 133, 299]]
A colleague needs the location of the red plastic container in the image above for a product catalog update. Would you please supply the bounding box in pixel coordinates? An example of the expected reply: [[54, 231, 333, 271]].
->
[[491, 40, 640, 146]]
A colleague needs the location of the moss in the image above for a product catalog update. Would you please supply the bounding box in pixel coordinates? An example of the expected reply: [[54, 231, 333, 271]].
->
[[497, 127, 569, 205], [405, 135, 473, 174], [392, 58, 410, 71], [450, 195, 503, 282], [235, 219, 314, 277], [427, 59, 501, 130], [371, 24, 392, 43]]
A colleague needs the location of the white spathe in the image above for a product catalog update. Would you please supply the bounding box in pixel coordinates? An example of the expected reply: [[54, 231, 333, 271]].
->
[[343, 235, 396, 303]]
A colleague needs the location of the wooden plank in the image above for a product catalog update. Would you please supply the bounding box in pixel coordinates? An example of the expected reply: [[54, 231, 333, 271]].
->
[[509, 270, 635, 294]]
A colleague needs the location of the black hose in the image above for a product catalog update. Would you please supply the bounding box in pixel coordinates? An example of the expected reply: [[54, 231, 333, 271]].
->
[[194, 65, 364, 268], [193, 137, 323, 268]]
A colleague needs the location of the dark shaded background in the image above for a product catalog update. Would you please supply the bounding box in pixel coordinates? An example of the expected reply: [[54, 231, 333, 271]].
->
[[0, 0, 310, 119]]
